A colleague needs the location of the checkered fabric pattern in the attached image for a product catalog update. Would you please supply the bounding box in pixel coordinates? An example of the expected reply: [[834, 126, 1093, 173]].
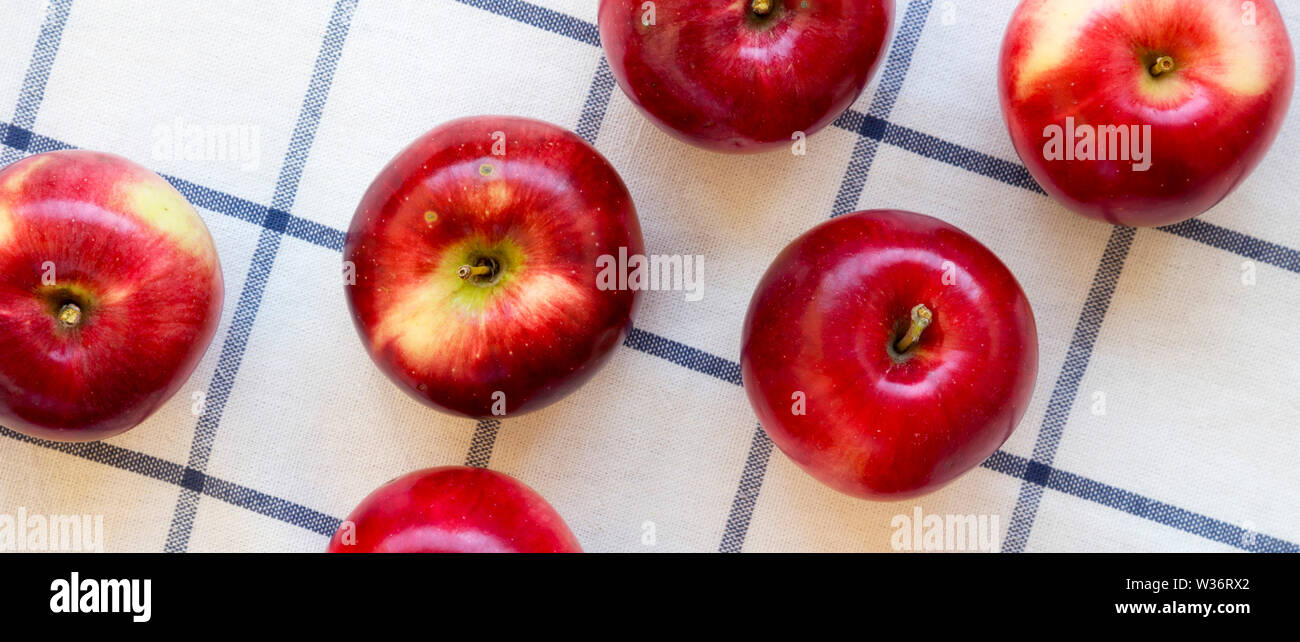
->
[[0, 0, 1297, 553]]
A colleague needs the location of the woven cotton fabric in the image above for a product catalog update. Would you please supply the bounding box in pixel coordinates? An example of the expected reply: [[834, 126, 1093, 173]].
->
[[0, 0, 1297, 553]]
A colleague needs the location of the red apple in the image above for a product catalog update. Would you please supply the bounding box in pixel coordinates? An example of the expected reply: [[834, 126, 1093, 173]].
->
[[327, 466, 581, 553], [345, 116, 642, 418], [741, 210, 1038, 499], [0, 150, 223, 441], [598, 0, 894, 153], [999, 0, 1295, 226]]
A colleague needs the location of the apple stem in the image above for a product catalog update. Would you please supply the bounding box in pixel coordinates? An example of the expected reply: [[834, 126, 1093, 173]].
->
[[894, 304, 932, 353], [750, 0, 772, 17], [57, 302, 82, 329], [1149, 56, 1175, 77], [458, 264, 492, 280]]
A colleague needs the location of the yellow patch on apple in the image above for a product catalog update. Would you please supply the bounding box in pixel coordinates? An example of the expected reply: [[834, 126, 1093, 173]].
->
[[1011, 0, 1095, 101], [120, 178, 219, 262], [0, 156, 52, 245], [371, 268, 592, 367], [0, 204, 13, 246]]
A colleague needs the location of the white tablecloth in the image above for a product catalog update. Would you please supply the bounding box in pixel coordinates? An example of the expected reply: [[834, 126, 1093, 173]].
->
[[0, 0, 1297, 552]]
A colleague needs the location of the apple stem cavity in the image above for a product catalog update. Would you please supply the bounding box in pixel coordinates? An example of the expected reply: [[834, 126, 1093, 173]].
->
[[56, 302, 82, 329], [894, 304, 932, 353], [1149, 56, 1175, 77], [750, 0, 773, 17]]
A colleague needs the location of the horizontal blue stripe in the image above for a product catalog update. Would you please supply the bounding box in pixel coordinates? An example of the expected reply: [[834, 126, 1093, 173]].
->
[[0, 426, 341, 536], [452, 0, 599, 46], [623, 327, 742, 386], [982, 451, 1298, 553], [1159, 218, 1300, 274], [0, 122, 343, 252], [834, 109, 1043, 194]]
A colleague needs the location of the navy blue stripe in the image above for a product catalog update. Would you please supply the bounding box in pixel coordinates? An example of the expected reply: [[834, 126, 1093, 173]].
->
[[163, 0, 358, 553], [1003, 226, 1137, 552], [829, 0, 933, 217], [1, 426, 186, 484], [200, 475, 341, 536], [624, 327, 742, 386], [835, 110, 1045, 194], [864, 0, 931, 119], [830, 118, 887, 217], [464, 419, 502, 468], [162, 174, 269, 228], [1159, 218, 1300, 275], [10, 123, 73, 153], [849, 112, 1045, 194], [718, 426, 773, 553], [575, 57, 615, 144], [163, 228, 286, 551], [452, 0, 599, 46], [0, 122, 342, 251], [982, 450, 1298, 553], [284, 214, 346, 251], [0, 0, 72, 166], [0, 427, 342, 537], [9, 0, 71, 129]]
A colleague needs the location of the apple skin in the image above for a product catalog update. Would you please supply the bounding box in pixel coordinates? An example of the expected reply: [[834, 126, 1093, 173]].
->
[[327, 466, 582, 553], [740, 210, 1038, 499], [999, 0, 1295, 227], [0, 150, 223, 442], [345, 116, 643, 418], [598, 0, 894, 153]]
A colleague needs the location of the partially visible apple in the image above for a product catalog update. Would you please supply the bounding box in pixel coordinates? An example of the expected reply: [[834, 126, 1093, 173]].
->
[[1000, 0, 1295, 226], [327, 466, 582, 553], [0, 150, 223, 441], [599, 0, 894, 152], [344, 116, 642, 418], [741, 210, 1038, 499]]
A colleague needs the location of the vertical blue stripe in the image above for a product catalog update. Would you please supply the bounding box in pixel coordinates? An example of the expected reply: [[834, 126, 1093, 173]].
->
[[163, 0, 358, 553], [464, 419, 502, 468], [718, 426, 773, 553], [830, 0, 933, 217], [1002, 226, 1137, 552], [575, 57, 615, 144], [0, 0, 72, 165]]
